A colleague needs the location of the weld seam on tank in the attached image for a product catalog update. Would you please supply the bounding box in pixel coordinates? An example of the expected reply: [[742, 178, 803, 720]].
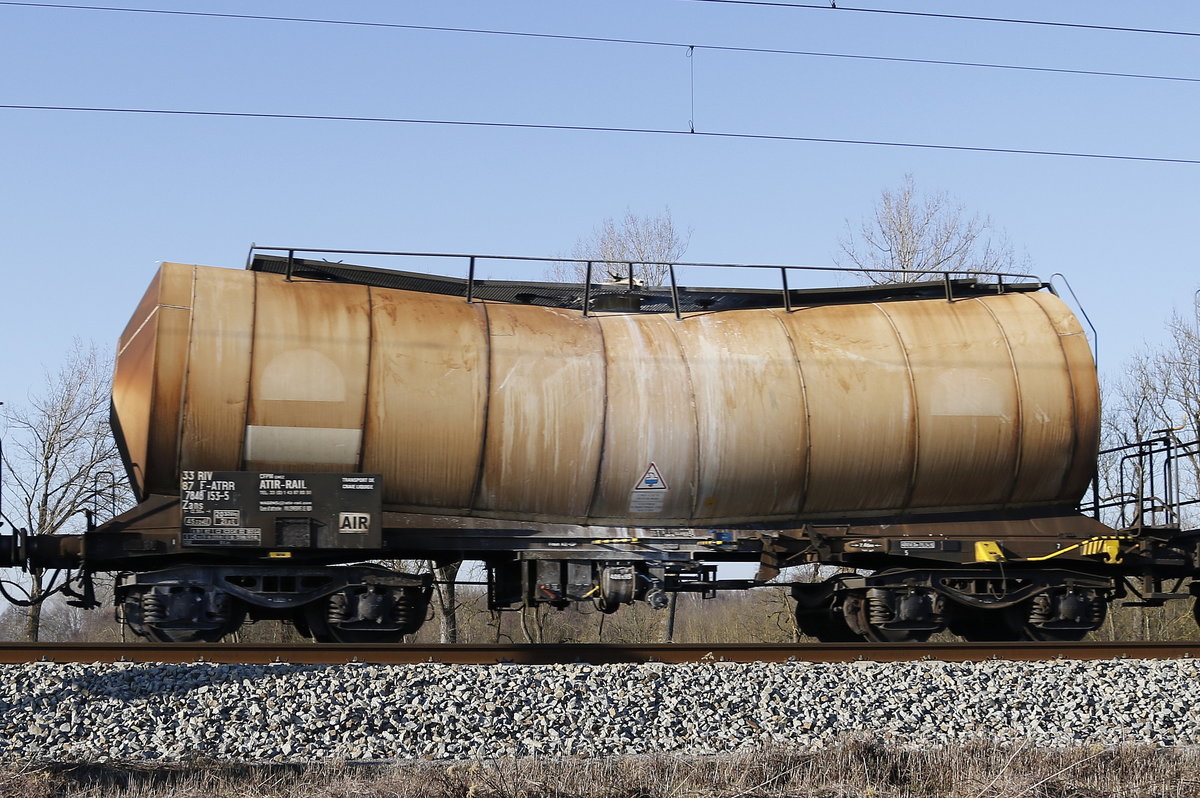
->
[[1033, 292, 1086, 502], [974, 295, 1025, 509], [1029, 293, 1087, 505], [468, 301, 495, 516], [239, 273, 263, 470], [767, 308, 814, 517], [662, 314, 703, 521], [871, 302, 921, 514], [348, 283, 374, 470], [584, 314, 612, 521], [173, 266, 199, 481], [356, 285, 378, 474], [147, 269, 192, 495]]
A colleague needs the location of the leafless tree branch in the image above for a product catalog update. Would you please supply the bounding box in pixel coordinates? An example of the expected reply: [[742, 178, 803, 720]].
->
[[835, 174, 1027, 284], [549, 208, 692, 286], [0, 340, 130, 640]]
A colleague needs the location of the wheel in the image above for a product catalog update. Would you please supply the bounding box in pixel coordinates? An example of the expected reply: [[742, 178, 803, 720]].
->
[[1024, 590, 1105, 641], [145, 606, 245, 643], [147, 625, 231, 643], [792, 581, 863, 642], [860, 625, 932, 643], [291, 611, 313, 639], [947, 604, 1027, 642], [796, 608, 864, 642], [843, 585, 942, 643], [302, 601, 408, 644], [301, 587, 427, 643], [849, 596, 932, 642], [1023, 626, 1088, 642], [122, 587, 244, 643]]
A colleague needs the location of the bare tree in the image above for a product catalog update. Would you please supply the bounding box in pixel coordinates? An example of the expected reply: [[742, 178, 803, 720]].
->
[[550, 208, 691, 286], [0, 340, 127, 641], [430, 560, 462, 644], [1119, 311, 1200, 444], [0, 606, 22, 640], [836, 174, 1025, 284], [1105, 308, 1200, 530]]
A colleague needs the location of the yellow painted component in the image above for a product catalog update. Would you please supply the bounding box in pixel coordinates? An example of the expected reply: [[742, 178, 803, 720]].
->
[[1020, 536, 1129, 565], [591, 538, 641, 544], [974, 541, 1006, 563], [1022, 542, 1082, 562], [267, 551, 292, 559], [1081, 537, 1125, 564]]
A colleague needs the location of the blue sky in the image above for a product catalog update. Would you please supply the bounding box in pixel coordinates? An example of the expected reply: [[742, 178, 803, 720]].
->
[[2, 0, 1198, 407]]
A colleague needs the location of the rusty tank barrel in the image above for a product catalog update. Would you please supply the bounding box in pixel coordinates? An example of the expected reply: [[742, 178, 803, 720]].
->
[[111, 262, 1098, 526]]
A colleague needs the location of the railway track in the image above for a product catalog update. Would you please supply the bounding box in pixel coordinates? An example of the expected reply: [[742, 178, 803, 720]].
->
[[1, 641, 1199, 665]]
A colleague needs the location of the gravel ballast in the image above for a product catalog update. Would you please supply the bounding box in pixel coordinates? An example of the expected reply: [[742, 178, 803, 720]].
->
[[0, 658, 1196, 762]]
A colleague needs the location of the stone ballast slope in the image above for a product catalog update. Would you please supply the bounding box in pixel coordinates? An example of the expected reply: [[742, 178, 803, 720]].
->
[[0, 659, 1194, 762]]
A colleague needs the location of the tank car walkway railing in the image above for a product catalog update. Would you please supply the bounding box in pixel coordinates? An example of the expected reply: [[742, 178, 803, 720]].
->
[[4, 641, 1200, 665], [245, 245, 1046, 320], [1088, 435, 1200, 532]]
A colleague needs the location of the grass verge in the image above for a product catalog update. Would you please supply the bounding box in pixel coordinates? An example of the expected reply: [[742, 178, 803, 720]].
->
[[3, 739, 1199, 797]]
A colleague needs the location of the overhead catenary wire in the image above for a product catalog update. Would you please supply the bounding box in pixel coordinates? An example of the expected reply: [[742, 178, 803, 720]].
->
[[3, 103, 1198, 165], [678, 0, 1200, 39], [2, 1, 1200, 86]]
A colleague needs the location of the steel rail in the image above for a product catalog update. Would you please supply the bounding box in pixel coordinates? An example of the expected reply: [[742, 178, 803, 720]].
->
[[1, 642, 1199, 665]]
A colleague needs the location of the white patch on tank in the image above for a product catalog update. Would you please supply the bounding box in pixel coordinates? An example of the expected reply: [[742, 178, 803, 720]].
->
[[926, 370, 1008, 417], [244, 425, 362, 465], [259, 349, 346, 401]]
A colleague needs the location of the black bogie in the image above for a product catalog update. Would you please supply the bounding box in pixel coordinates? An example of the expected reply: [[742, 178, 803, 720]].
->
[[788, 568, 1122, 643], [116, 564, 432, 643]]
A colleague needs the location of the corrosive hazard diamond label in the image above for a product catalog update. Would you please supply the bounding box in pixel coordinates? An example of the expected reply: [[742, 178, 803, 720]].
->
[[634, 463, 667, 490]]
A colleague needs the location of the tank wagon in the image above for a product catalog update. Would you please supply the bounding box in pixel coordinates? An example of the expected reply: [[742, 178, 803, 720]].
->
[[2, 247, 1197, 643]]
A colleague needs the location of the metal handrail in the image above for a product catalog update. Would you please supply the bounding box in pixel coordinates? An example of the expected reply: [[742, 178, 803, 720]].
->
[[1088, 435, 1200, 530], [247, 244, 1044, 279], [245, 244, 1047, 319]]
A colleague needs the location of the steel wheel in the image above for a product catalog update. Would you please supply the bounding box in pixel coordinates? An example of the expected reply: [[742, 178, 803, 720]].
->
[[1022, 625, 1089, 642], [861, 625, 932, 643], [792, 581, 863, 642], [946, 604, 1027, 642], [796, 608, 864, 642], [843, 587, 939, 643], [301, 593, 417, 644], [145, 607, 245, 643]]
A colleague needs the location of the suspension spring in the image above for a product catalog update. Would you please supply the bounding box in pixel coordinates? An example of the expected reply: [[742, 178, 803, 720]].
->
[[327, 592, 349, 623], [1029, 593, 1053, 624], [393, 593, 419, 631], [141, 592, 165, 624], [866, 589, 894, 626]]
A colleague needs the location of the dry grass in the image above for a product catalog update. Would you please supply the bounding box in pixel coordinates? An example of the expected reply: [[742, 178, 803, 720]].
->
[[3, 740, 1200, 798]]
